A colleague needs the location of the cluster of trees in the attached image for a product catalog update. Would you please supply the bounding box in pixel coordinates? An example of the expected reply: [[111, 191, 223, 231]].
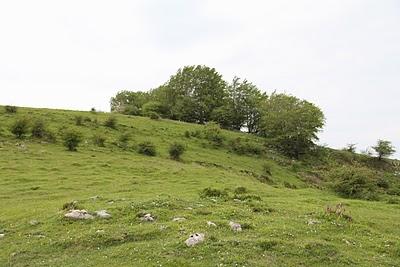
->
[[111, 65, 326, 158]]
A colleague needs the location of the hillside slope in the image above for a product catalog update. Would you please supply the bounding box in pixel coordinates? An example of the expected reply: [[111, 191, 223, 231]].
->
[[0, 106, 399, 266]]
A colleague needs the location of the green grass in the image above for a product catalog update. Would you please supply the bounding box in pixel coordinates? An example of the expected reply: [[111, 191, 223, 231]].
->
[[0, 106, 399, 266]]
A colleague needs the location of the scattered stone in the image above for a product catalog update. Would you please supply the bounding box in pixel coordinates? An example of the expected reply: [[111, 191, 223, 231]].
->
[[0, 234, 4, 238], [229, 221, 242, 232], [140, 213, 155, 222], [307, 219, 321, 225], [95, 210, 111, 219], [64, 209, 94, 220], [107, 200, 114, 205], [185, 207, 193, 210], [185, 233, 205, 247], [89, 195, 101, 201], [172, 217, 186, 222], [233, 199, 242, 203], [29, 220, 39, 226], [96, 229, 105, 234], [207, 221, 217, 227]]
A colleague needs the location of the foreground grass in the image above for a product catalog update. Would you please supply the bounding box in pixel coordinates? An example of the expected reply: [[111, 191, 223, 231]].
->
[[0, 107, 399, 266]]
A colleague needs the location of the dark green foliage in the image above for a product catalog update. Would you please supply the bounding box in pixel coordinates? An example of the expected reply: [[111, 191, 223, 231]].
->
[[344, 143, 357, 153], [212, 77, 265, 132], [148, 112, 160, 120], [259, 93, 325, 158], [162, 65, 226, 123], [142, 101, 164, 117], [74, 115, 83, 126], [233, 193, 261, 201], [62, 129, 82, 151], [184, 130, 191, 138], [200, 187, 227, 198], [331, 166, 379, 200], [110, 91, 150, 115], [258, 240, 279, 251], [104, 116, 117, 129], [137, 141, 156, 156], [234, 186, 247, 194], [118, 132, 130, 149], [11, 118, 30, 139], [5, 105, 17, 113], [169, 142, 185, 160], [203, 122, 224, 146], [93, 134, 106, 147], [31, 119, 47, 138], [229, 137, 263, 155], [283, 182, 297, 189], [372, 140, 396, 160], [262, 162, 273, 176], [90, 107, 96, 113]]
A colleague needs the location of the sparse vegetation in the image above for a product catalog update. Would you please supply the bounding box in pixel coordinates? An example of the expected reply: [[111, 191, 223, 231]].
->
[[137, 141, 156, 156], [11, 118, 30, 139], [62, 129, 82, 151], [168, 142, 185, 160], [5, 105, 17, 113], [93, 133, 106, 147], [104, 116, 117, 129], [31, 119, 47, 138]]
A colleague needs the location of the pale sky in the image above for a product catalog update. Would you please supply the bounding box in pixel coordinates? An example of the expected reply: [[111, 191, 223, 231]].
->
[[0, 0, 399, 158]]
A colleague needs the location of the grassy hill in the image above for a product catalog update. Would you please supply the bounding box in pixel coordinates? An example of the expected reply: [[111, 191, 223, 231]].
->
[[0, 106, 399, 266]]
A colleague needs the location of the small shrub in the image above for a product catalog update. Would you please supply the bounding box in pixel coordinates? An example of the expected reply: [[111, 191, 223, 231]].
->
[[203, 122, 224, 146], [83, 117, 92, 123], [148, 112, 160, 120], [104, 116, 117, 129], [233, 194, 261, 201], [93, 134, 106, 147], [118, 132, 130, 149], [283, 181, 297, 189], [169, 142, 185, 160], [74, 115, 83, 126], [5, 105, 17, 113], [137, 141, 156, 156], [258, 240, 279, 251], [44, 130, 56, 143], [184, 130, 191, 138], [90, 107, 96, 113], [331, 166, 379, 200], [200, 187, 227, 198], [387, 198, 400, 204], [62, 129, 82, 151], [191, 130, 201, 138], [324, 203, 353, 222], [234, 186, 247, 194], [31, 119, 47, 138], [262, 162, 273, 176], [11, 118, 30, 139], [62, 201, 81, 210], [230, 137, 263, 155]]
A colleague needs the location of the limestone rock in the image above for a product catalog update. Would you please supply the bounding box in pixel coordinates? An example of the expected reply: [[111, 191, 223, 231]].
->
[[229, 221, 242, 232], [65, 209, 94, 220], [172, 217, 186, 222], [207, 221, 217, 227], [185, 233, 205, 247], [140, 213, 155, 222], [95, 210, 111, 219]]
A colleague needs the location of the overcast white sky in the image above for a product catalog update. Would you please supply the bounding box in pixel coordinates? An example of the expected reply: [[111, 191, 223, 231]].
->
[[0, 0, 399, 157]]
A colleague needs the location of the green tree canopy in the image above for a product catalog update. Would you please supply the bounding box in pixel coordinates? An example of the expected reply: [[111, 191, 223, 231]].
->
[[110, 90, 150, 115], [372, 140, 396, 160], [163, 65, 226, 123], [259, 93, 325, 158]]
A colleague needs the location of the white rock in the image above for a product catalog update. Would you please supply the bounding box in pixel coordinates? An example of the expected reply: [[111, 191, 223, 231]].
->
[[307, 219, 320, 225], [229, 221, 242, 232], [185, 233, 205, 247], [0, 234, 4, 238], [29, 220, 39, 226], [172, 217, 186, 222], [96, 229, 105, 234], [207, 221, 217, 227], [95, 210, 111, 219], [64, 209, 94, 220], [141, 213, 155, 222]]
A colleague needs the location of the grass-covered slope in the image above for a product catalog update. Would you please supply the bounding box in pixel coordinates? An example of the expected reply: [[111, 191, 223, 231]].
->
[[0, 106, 399, 266]]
